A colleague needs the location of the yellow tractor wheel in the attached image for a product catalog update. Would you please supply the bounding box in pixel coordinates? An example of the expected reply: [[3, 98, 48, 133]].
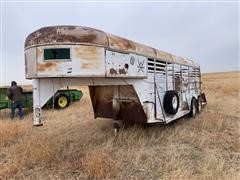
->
[[54, 94, 70, 109]]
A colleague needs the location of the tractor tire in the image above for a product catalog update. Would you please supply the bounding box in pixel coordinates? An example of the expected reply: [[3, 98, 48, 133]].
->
[[54, 93, 70, 109]]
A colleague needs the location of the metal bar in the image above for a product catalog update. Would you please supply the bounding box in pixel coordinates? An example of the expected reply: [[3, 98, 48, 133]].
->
[[154, 59, 157, 119], [199, 66, 202, 93], [188, 66, 190, 93], [173, 64, 175, 90], [180, 65, 183, 93], [154, 82, 166, 121], [166, 62, 168, 91], [194, 67, 197, 93], [33, 79, 43, 126]]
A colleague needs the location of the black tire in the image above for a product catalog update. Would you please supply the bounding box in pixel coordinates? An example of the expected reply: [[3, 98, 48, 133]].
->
[[197, 96, 202, 113], [163, 90, 179, 115], [54, 93, 70, 109], [189, 98, 197, 118]]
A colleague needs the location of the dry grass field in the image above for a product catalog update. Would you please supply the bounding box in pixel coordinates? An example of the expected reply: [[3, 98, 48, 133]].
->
[[0, 71, 239, 179]]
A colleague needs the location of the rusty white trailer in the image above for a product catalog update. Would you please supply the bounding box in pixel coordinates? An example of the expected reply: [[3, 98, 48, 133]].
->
[[24, 26, 206, 129]]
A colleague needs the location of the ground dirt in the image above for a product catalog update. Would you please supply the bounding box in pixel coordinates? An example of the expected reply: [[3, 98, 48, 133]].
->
[[0, 71, 239, 179]]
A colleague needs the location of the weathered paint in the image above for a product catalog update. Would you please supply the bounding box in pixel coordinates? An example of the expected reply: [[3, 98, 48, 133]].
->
[[135, 42, 156, 58], [156, 49, 173, 62], [25, 26, 108, 48], [25, 45, 105, 78], [89, 85, 147, 124], [107, 33, 136, 52], [37, 62, 59, 72], [25, 26, 206, 127], [36, 48, 43, 60], [24, 26, 199, 67], [74, 46, 103, 69], [105, 50, 147, 78], [25, 47, 37, 78]]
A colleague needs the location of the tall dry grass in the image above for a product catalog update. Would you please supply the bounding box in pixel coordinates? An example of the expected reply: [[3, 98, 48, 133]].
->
[[0, 120, 28, 148], [0, 72, 239, 179]]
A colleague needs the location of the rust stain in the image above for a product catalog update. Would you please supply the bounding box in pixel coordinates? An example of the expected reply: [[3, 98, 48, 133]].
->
[[75, 46, 100, 60], [119, 85, 136, 98], [118, 102, 147, 124], [135, 42, 156, 58], [108, 34, 136, 52], [25, 26, 108, 48], [75, 46, 103, 69], [119, 68, 127, 75], [80, 34, 97, 42], [89, 85, 147, 124], [108, 68, 127, 76], [24, 26, 198, 67], [37, 62, 59, 72], [89, 86, 114, 118], [156, 49, 173, 61], [81, 63, 94, 69], [175, 75, 181, 92], [57, 34, 97, 44], [109, 68, 117, 75], [36, 48, 43, 60]]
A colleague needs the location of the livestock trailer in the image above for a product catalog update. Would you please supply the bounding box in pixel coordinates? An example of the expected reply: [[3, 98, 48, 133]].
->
[[0, 87, 83, 110], [24, 26, 206, 129]]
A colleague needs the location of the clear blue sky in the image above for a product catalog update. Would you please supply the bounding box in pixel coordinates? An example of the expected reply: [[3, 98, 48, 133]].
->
[[0, 1, 239, 85]]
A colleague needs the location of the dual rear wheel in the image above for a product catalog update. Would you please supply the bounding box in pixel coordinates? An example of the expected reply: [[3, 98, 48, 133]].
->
[[189, 97, 202, 118]]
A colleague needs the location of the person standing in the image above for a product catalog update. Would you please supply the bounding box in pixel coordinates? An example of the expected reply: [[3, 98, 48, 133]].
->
[[7, 81, 24, 119]]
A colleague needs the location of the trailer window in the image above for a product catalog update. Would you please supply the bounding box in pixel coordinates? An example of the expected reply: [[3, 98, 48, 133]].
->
[[44, 48, 70, 60]]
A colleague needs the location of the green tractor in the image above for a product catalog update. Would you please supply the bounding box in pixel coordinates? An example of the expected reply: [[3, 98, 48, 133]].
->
[[0, 87, 83, 110]]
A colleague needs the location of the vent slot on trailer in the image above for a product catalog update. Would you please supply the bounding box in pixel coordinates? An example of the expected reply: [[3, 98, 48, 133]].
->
[[147, 58, 155, 73], [147, 58, 166, 74]]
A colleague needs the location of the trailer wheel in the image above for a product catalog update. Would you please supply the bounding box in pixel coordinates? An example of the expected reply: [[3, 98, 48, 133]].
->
[[189, 98, 197, 118], [54, 93, 70, 109], [163, 90, 179, 115], [197, 96, 202, 113]]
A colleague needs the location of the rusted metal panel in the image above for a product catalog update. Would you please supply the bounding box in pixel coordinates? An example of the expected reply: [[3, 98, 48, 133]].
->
[[73, 45, 105, 76], [119, 85, 137, 99], [107, 33, 136, 52], [134, 42, 156, 58], [89, 86, 113, 118], [155, 49, 173, 62], [37, 62, 60, 72], [26, 26, 205, 126], [117, 101, 147, 124], [24, 26, 199, 68], [25, 47, 37, 79], [74, 46, 103, 69], [171, 54, 186, 65], [36, 46, 70, 76], [106, 50, 147, 78], [35, 45, 105, 77], [89, 85, 147, 124], [25, 26, 108, 48]]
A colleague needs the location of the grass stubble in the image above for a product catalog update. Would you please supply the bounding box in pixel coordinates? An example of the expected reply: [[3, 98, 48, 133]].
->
[[0, 72, 239, 179]]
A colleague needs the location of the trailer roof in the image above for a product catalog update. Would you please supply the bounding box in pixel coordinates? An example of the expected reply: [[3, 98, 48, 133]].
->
[[25, 26, 198, 67]]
